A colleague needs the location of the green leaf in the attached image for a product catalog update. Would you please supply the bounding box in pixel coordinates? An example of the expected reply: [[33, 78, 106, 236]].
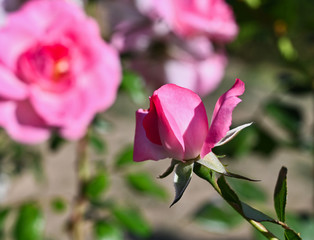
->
[[91, 115, 112, 134], [171, 162, 194, 207], [89, 133, 106, 153], [274, 167, 287, 222], [158, 159, 179, 179], [94, 221, 123, 240], [241, 202, 274, 222], [280, 213, 312, 240], [120, 70, 146, 104], [50, 197, 67, 213], [278, 36, 298, 61], [115, 145, 134, 169], [217, 176, 274, 222], [254, 222, 284, 240], [194, 202, 243, 233], [48, 133, 65, 151], [217, 175, 242, 208], [84, 172, 109, 200], [0, 208, 10, 237], [13, 203, 44, 240], [284, 229, 302, 240], [126, 172, 167, 200], [112, 207, 151, 238]]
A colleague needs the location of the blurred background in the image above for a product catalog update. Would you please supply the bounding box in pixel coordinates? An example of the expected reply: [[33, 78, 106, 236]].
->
[[0, 0, 313, 239]]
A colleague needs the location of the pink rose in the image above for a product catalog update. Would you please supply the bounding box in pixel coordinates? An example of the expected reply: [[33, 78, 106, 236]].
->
[[136, 0, 238, 42], [134, 79, 244, 162], [0, 0, 121, 143]]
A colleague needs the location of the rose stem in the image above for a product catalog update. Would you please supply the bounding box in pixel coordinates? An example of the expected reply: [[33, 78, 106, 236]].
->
[[68, 133, 90, 240], [194, 167, 279, 240]]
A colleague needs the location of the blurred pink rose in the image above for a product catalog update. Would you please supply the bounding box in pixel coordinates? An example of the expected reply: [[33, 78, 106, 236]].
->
[[134, 79, 245, 162], [135, 0, 238, 42], [0, 0, 121, 143], [131, 37, 227, 96]]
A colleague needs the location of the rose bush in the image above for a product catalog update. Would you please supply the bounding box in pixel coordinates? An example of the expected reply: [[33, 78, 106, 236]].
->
[[0, 0, 121, 143], [135, 0, 238, 42], [134, 79, 245, 162]]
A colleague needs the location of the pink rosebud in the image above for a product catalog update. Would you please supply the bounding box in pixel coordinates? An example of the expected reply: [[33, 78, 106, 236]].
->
[[0, 0, 121, 143], [134, 79, 245, 162], [135, 0, 238, 42]]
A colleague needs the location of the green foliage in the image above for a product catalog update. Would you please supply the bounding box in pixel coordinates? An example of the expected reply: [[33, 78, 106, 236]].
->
[[0, 139, 43, 179], [254, 221, 283, 240], [126, 172, 167, 200], [287, 216, 314, 240], [84, 172, 109, 200], [50, 197, 67, 213], [194, 202, 243, 232], [94, 221, 123, 240], [278, 36, 298, 61], [254, 214, 312, 240], [89, 133, 106, 154], [48, 133, 65, 151], [120, 70, 146, 104], [285, 229, 302, 240], [115, 145, 134, 169], [217, 176, 274, 223], [0, 208, 10, 237], [112, 207, 151, 238], [91, 115, 112, 134], [13, 203, 44, 240], [274, 167, 287, 222]]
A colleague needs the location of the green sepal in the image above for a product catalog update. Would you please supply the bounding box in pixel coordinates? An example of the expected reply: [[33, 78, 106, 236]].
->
[[170, 162, 194, 207], [158, 159, 180, 179]]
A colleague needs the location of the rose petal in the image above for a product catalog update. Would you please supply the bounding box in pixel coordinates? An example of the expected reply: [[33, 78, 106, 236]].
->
[[143, 98, 162, 145], [153, 84, 208, 160], [0, 65, 28, 100], [163, 60, 197, 92], [89, 43, 121, 112], [197, 52, 227, 96], [30, 84, 95, 134], [0, 23, 37, 70], [201, 79, 245, 158], [133, 109, 168, 162], [0, 101, 50, 144]]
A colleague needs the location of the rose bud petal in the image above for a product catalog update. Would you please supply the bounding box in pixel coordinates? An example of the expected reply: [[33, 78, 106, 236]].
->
[[201, 79, 245, 158], [134, 84, 208, 162]]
